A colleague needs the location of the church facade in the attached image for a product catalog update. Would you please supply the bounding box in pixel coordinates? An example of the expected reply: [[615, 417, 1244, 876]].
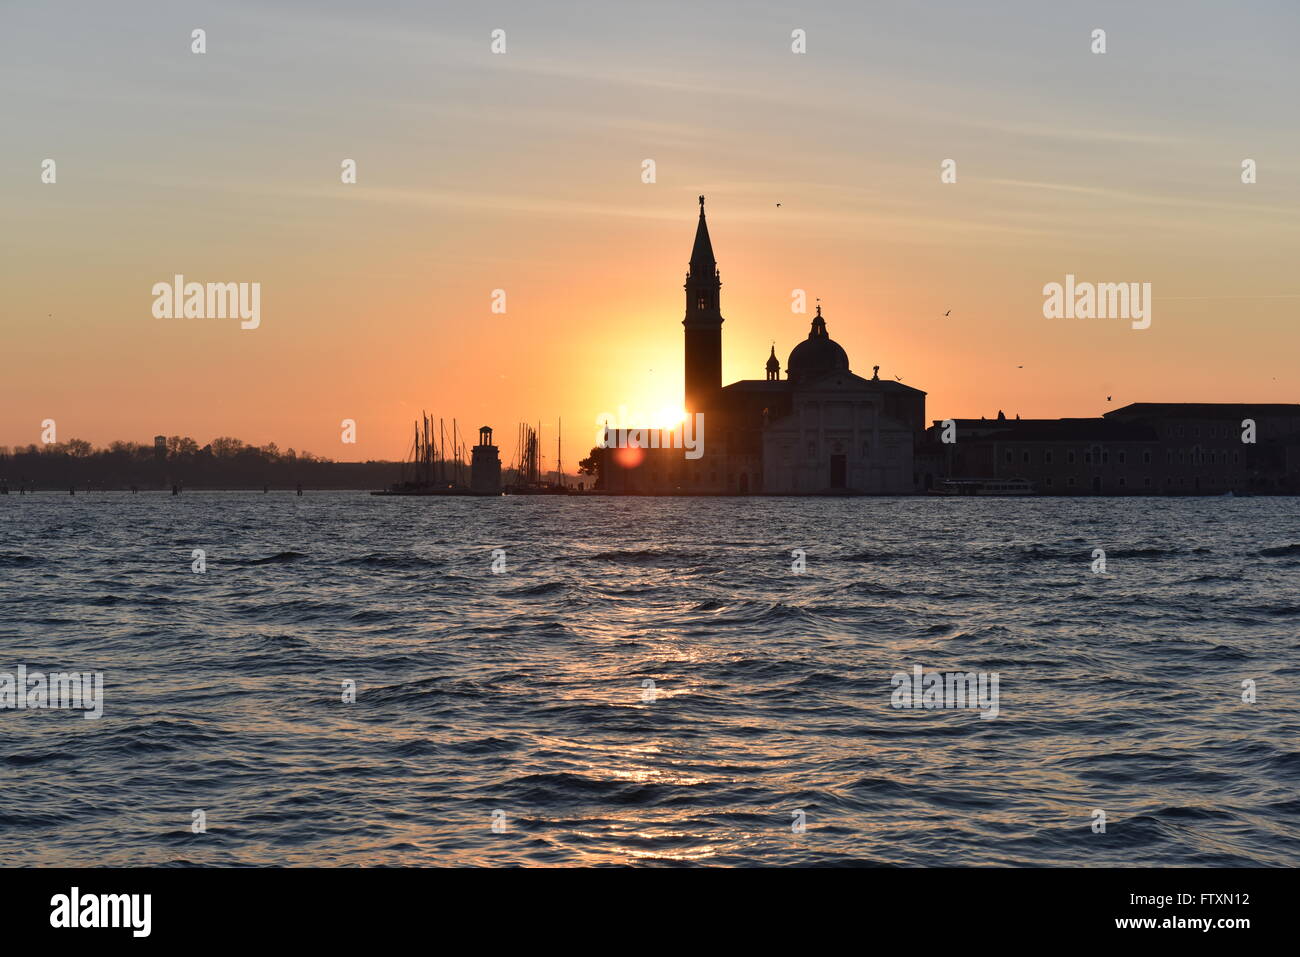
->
[[601, 197, 925, 495]]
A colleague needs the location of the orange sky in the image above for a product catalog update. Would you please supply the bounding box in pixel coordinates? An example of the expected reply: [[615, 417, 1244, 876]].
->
[[3, 2, 1297, 465]]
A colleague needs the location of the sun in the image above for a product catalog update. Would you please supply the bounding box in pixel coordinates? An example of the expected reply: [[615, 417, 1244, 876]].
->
[[655, 405, 687, 430]]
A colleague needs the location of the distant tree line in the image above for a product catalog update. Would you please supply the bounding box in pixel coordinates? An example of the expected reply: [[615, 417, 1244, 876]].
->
[[0, 436, 403, 490]]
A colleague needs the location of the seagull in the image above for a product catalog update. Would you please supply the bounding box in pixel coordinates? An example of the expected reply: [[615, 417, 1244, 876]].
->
[[1107, 395, 1112, 401], [1017, 365, 1023, 369], [943, 310, 950, 317], [894, 375, 903, 381], [776, 203, 781, 207]]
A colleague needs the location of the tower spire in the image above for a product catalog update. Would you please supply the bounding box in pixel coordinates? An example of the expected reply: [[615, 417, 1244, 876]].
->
[[690, 195, 715, 271]]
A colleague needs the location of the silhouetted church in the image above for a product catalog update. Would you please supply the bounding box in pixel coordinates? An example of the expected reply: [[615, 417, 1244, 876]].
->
[[603, 197, 925, 494]]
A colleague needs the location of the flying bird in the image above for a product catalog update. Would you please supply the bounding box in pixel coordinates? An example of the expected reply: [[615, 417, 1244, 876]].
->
[[943, 310, 950, 317], [1107, 395, 1112, 401], [894, 375, 903, 381]]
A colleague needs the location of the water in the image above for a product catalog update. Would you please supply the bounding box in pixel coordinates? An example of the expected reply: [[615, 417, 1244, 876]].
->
[[2, 493, 1298, 866]]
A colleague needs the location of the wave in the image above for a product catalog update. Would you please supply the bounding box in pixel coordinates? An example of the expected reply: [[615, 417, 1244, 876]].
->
[[0, 552, 40, 567], [246, 551, 308, 565], [1257, 543, 1300, 558], [589, 549, 710, 565], [1020, 545, 1210, 560], [338, 552, 442, 569]]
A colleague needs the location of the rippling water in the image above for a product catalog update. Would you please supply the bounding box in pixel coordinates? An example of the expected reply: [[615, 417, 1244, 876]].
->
[[2, 492, 1298, 866]]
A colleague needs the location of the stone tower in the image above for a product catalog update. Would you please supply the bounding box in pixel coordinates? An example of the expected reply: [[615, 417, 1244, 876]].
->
[[470, 426, 501, 495]]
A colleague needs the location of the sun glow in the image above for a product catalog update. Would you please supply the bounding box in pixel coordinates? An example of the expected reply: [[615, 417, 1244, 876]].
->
[[655, 406, 688, 430]]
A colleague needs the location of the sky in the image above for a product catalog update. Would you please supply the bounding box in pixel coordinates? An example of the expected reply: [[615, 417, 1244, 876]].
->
[[2, 0, 1297, 465]]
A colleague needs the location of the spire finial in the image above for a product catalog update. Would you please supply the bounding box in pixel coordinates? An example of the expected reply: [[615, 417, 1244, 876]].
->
[[699, 194, 705, 211]]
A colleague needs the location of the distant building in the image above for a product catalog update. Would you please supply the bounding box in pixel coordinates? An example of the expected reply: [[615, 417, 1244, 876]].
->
[[154, 435, 167, 459], [922, 404, 1300, 494], [602, 197, 925, 494]]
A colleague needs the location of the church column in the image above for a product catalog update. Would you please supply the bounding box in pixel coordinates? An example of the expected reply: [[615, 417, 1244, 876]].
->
[[853, 401, 861, 489], [871, 403, 881, 489], [818, 400, 826, 487]]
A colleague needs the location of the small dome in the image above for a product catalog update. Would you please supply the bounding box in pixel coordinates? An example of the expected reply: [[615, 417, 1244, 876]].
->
[[765, 345, 780, 372], [787, 305, 849, 381]]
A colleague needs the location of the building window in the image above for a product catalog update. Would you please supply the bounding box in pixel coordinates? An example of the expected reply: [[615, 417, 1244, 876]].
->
[[1045, 477, 1053, 487], [1005, 449, 1013, 463], [1166, 451, 1172, 465], [1233, 452, 1239, 464], [1118, 451, 1126, 465], [807, 442, 815, 459], [1022, 451, 1030, 464], [1143, 451, 1151, 465], [1144, 477, 1152, 487], [1119, 477, 1126, 487], [1068, 451, 1076, 465], [1102, 451, 1109, 464], [1084, 451, 1091, 464], [1067, 477, 1076, 487], [1044, 451, 1053, 464]]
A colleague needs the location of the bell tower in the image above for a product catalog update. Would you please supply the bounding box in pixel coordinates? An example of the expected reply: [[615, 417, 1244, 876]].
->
[[683, 195, 723, 415]]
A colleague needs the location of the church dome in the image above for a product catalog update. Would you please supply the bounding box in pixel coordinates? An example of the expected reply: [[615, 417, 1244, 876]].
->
[[787, 305, 849, 381]]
